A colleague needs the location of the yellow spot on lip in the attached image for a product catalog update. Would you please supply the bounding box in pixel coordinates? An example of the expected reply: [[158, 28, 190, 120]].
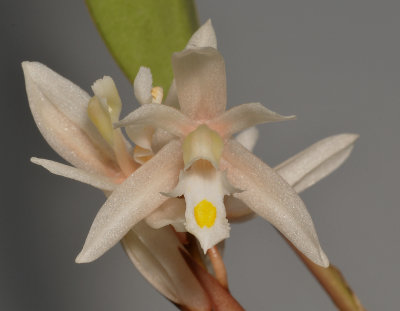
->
[[194, 199, 217, 228]]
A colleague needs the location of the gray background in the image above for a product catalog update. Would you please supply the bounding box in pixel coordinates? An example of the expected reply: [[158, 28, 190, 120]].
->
[[1, 0, 399, 310]]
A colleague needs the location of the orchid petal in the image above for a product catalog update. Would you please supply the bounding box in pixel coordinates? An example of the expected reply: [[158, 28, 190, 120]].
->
[[275, 134, 359, 193], [221, 139, 329, 267], [133, 67, 153, 106], [186, 19, 217, 49], [123, 222, 211, 310], [31, 157, 117, 192], [226, 134, 359, 221], [164, 20, 218, 109], [172, 47, 226, 120], [145, 198, 186, 231], [209, 103, 295, 138], [76, 140, 183, 263], [116, 104, 193, 149], [235, 127, 259, 152], [22, 62, 119, 178]]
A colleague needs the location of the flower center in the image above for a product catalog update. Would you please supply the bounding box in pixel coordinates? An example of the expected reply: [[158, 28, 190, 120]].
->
[[194, 199, 217, 228]]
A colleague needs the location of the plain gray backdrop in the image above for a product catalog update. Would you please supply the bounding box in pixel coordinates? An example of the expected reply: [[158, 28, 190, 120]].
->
[[1, 1, 399, 310]]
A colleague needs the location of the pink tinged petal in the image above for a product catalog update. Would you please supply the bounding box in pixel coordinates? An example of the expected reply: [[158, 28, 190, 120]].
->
[[145, 198, 186, 231], [22, 62, 119, 178], [186, 19, 217, 49], [76, 140, 183, 263], [221, 140, 329, 267], [209, 103, 295, 138], [164, 20, 218, 110], [180, 249, 245, 311], [172, 47, 227, 120], [31, 157, 117, 192], [122, 222, 211, 311], [275, 134, 359, 193], [235, 127, 259, 152], [116, 104, 194, 149]]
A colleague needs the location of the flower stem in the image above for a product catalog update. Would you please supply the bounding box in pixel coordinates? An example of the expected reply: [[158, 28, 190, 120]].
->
[[207, 246, 228, 289], [284, 236, 366, 311]]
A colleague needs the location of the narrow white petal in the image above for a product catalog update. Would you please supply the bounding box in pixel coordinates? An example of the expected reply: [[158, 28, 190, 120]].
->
[[275, 134, 359, 193], [226, 134, 359, 222], [76, 140, 183, 263], [145, 198, 186, 230], [22, 62, 118, 178], [31, 157, 117, 192], [221, 140, 329, 267], [123, 223, 211, 310], [172, 47, 226, 120], [116, 104, 194, 149], [235, 127, 259, 152], [186, 19, 217, 49], [133, 67, 153, 106], [209, 103, 295, 138]]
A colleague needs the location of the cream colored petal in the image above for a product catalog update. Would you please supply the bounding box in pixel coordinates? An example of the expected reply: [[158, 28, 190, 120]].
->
[[164, 20, 218, 110], [172, 47, 226, 120], [209, 103, 295, 138], [235, 127, 259, 152], [116, 104, 194, 149], [186, 19, 217, 49], [145, 198, 186, 230], [123, 223, 211, 310], [221, 139, 329, 267], [31, 157, 117, 192], [275, 134, 359, 193], [227, 134, 359, 222], [22, 62, 119, 178], [76, 140, 183, 263], [133, 67, 153, 106]]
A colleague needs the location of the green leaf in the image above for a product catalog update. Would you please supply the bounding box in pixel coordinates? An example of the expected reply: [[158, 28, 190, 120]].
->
[[86, 0, 199, 91]]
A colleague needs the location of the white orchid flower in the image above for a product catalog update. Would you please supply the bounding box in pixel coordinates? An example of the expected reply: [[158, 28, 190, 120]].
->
[[71, 21, 358, 268], [23, 20, 358, 310]]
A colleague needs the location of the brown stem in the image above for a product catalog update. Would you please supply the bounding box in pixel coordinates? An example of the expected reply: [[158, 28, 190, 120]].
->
[[284, 236, 366, 311], [207, 246, 228, 289]]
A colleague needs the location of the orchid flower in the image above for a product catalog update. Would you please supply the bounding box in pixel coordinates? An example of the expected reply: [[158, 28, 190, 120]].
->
[[70, 21, 357, 268], [23, 19, 358, 309]]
